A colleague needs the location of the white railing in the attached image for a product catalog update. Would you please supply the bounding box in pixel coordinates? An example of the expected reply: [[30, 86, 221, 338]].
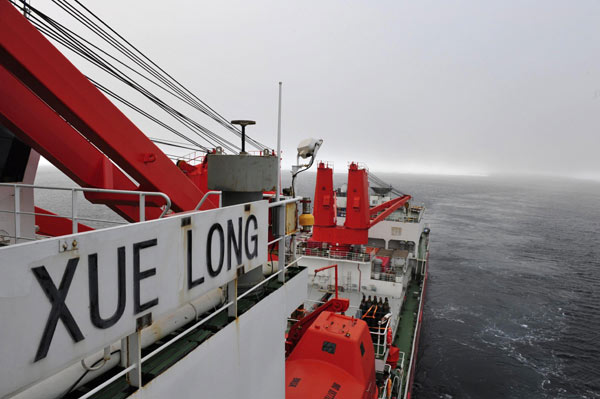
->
[[369, 316, 392, 358], [304, 299, 360, 312], [194, 190, 222, 210], [2, 192, 302, 397], [79, 259, 299, 399], [296, 247, 373, 262], [398, 351, 406, 370], [178, 151, 205, 166], [76, 195, 303, 397], [377, 364, 394, 399], [77, 257, 303, 399], [0, 183, 171, 243], [377, 204, 425, 224]]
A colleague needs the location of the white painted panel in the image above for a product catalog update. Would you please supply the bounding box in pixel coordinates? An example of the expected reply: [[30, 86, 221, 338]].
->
[[0, 201, 267, 398], [127, 268, 308, 399], [298, 257, 404, 298], [285, 268, 308, 316]]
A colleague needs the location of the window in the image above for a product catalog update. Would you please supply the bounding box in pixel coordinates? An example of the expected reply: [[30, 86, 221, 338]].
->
[[322, 341, 336, 354], [289, 377, 301, 388]]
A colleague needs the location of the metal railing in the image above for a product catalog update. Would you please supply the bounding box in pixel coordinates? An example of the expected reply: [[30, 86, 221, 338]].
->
[[305, 298, 360, 311], [368, 317, 392, 358], [287, 298, 362, 326], [378, 364, 393, 399], [371, 261, 405, 282], [0, 183, 171, 243], [384, 214, 422, 223], [384, 205, 425, 223], [398, 351, 406, 370], [3, 191, 302, 396], [194, 190, 222, 210], [178, 151, 205, 166], [296, 247, 373, 262], [48, 194, 302, 398], [348, 161, 368, 171], [179, 149, 274, 166], [318, 160, 334, 169], [78, 243, 304, 398], [378, 368, 401, 399]]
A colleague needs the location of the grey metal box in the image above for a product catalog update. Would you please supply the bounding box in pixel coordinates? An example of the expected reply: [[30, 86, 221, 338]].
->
[[207, 154, 278, 192]]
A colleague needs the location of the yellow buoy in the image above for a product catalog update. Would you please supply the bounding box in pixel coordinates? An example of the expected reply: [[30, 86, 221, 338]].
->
[[299, 213, 315, 227]]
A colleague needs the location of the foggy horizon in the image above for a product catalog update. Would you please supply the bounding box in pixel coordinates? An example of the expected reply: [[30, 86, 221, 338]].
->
[[29, 0, 600, 182]]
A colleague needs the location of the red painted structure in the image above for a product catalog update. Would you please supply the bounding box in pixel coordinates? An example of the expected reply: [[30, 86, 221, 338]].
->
[[34, 207, 93, 236], [0, 1, 216, 230], [286, 297, 349, 356], [286, 311, 378, 399], [312, 162, 411, 245], [313, 162, 337, 229]]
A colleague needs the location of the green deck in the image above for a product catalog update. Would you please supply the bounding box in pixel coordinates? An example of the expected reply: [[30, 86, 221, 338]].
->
[[64, 267, 303, 399], [393, 275, 423, 387]]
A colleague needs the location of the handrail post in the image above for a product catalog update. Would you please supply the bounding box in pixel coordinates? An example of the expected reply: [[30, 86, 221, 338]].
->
[[139, 193, 145, 222], [228, 278, 237, 318], [71, 189, 77, 234], [14, 185, 20, 243], [125, 330, 142, 388], [194, 191, 221, 211]]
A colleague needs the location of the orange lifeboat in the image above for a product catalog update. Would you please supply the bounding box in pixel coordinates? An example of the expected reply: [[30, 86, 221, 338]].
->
[[286, 311, 378, 399]]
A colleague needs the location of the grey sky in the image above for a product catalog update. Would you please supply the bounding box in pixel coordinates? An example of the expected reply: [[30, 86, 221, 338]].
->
[[34, 0, 600, 179]]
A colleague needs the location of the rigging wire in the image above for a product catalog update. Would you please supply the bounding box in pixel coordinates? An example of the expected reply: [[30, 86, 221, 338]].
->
[[67, 0, 269, 151], [10, 0, 270, 154], [368, 172, 406, 197], [18, 4, 238, 152], [48, 0, 268, 151], [149, 138, 205, 152], [87, 78, 210, 152], [31, 9, 237, 152]]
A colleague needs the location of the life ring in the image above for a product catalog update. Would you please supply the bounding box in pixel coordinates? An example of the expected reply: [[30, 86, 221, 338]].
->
[[386, 378, 392, 399]]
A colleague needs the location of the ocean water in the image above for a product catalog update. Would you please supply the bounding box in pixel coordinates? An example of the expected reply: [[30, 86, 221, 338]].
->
[[378, 174, 600, 399], [34, 168, 600, 398]]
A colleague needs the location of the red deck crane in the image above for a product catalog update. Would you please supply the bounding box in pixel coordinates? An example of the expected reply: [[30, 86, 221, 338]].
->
[[0, 0, 218, 235], [311, 162, 411, 245]]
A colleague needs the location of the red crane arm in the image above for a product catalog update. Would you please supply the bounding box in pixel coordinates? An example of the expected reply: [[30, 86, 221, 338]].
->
[[0, 1, 203, 212], [369, 195, 406, 215], [369, 195, 411, 227], [0, 64, 163, 223], [34, 207, 94, 236]]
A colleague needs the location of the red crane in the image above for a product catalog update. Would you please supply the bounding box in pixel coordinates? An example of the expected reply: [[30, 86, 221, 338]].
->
[[0, 1, 218, 235], [311, 162, 411, 245]]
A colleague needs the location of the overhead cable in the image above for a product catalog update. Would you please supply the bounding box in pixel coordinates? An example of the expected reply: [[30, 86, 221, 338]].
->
[[53, 0, 269, 151]]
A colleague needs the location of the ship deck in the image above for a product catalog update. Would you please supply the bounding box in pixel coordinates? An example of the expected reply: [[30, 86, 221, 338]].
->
[[64, 267, 306, 399], [305, 283, 405, 361], [393, 277, 421, 372]]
